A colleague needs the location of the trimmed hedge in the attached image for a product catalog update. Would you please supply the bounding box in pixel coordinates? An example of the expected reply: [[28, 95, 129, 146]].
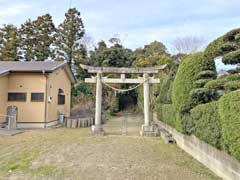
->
[[157, 104, 176, 128], [224, 80, 240, 91], [196, 70, 217, 80], [222, 49, 240, 65], [191, 102, 222, 148], [194, 79, 212, 88], [228, 67, 240, 74], [172, 52, 216, 133], [205, 74, 240, 91], [204, 36, 224, 63], [204, 28, 240, 66], [190, 88, 218, 105], [172, 53, 205, 113], [218, 90, 240, 161], [158, 75, 173, 104]]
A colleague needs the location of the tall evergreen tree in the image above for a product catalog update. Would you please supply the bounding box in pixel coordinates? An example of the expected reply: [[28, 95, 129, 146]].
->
[[54, 8, 85, 78], [19, 19, 36, 61], [19, 14, 56, 61], [34, 14, 56, 61], [0, 24, 19, 61]]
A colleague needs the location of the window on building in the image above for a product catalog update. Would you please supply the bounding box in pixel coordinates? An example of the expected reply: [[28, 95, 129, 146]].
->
[[8, 93, 27, 102], [58, 89, 65, 105], [31, 93, 44, 102]]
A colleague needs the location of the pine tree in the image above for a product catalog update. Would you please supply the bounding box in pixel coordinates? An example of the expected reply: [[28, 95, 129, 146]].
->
[[54, 8, 85, 77], [19, 14, 56, 61], [34, 14, 56, 61], [0, 24, 19, 61], [19, 19, 36, 61]]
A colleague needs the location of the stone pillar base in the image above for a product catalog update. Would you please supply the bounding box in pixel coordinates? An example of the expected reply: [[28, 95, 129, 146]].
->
[[140, 125, 159, 137], [91, 125, 105, 136]]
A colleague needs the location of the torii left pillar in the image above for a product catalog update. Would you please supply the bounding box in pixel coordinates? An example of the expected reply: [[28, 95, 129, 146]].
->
[[140, 73, 157, 136], [92, 73, 105, 135]]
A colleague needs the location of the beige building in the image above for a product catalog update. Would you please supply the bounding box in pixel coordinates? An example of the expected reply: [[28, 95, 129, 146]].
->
[[0, 61, 76, 128]]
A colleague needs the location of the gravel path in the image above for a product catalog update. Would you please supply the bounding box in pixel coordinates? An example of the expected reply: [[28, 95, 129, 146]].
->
[[0, 113, 221, 180]]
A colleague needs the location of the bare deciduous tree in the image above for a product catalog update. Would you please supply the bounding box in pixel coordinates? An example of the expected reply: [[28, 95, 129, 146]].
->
[[80, 33, 96, 51], [172, 36, 206, 54]]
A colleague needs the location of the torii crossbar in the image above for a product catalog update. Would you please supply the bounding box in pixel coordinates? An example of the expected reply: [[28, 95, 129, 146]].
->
[[80, 64, 167, 136]]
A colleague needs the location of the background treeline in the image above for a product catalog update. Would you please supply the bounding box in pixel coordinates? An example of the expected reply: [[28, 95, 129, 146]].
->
[[0, 8, 86, 79], [0, 8, 180, 114], [156, 28, 240, 161]]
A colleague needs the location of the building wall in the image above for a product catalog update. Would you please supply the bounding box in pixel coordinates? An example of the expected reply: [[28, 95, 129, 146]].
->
[[46, 68, 71, 123], [0, 75, 8, 123], [7, 73, 47, 123]]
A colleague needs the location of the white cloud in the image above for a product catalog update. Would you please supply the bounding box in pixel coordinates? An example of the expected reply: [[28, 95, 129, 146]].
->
[[0, 2, 34, 25], [1, 0, 240, 51], [0, 3, 32, 17]]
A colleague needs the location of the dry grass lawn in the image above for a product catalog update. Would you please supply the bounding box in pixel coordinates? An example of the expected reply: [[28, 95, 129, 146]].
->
[[0, 113, 221, 180]]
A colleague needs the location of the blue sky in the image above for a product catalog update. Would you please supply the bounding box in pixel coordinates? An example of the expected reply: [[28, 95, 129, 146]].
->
[[0, 0, 240, 53]]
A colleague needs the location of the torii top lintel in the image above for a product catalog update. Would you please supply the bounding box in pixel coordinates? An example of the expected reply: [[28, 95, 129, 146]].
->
[[80, 64, 167, 74]]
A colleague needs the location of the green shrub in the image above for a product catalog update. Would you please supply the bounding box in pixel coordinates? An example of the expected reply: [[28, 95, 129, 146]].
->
[[196, 70, 217, 80], [204, 36, 224, 63], [158, 75, 173, 104], [172, 53, 205, 113], [172, 53, 216, 133], [194, 79, 212, 88], [190, 88, 218, 105], [219, 42, 237, 52], [227, 67, 240, 74], [205, 28, 240, 66], [72, 83, 93, 97], [137, 86, 144, 110], [191, 102, 222, 148], [157, 104, 176, 128], [176, 112, 195, 134], [109, 96, 120, 115], [205, 74, 240, 90], [224, 80, 240, 91], [222, 49, 240, 65], [223, 28, 240, 41], [218, 90, 240, 160], [204, 79, 226, 90]]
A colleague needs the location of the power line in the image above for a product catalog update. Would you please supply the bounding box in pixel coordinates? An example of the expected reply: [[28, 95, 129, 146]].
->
[[69, 0, 72, 8]]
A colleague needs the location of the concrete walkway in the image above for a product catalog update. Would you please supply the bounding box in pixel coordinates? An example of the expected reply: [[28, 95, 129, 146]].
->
[[103, 112, 144, 136], [0, 128, 23, 136]]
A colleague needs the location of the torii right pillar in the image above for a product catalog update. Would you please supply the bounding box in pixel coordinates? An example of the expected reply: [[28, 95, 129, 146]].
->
[[140, 73, 158, 136]]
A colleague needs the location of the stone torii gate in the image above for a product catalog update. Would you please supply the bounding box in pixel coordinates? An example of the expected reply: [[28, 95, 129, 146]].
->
[[80, 64, 167, 136]]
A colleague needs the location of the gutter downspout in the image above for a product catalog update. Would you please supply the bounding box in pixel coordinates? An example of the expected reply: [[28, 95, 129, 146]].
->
[[44, 72, 48, 128]]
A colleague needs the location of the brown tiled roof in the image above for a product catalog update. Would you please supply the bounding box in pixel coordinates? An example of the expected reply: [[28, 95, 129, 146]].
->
[[0, 61, 76, 83]]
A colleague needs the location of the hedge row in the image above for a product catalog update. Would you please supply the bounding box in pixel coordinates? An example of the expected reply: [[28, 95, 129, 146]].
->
[[204, 74, 240, 96], [156, 104, 176, 128], [218, 90, 240, 161], [155, 28, 240, 161], [158, 75, 173, 104], [158, 91, 240, 161], [172, 52, 216, 133], [191, 102, 222, 148], [205, 28, 240, 66]]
